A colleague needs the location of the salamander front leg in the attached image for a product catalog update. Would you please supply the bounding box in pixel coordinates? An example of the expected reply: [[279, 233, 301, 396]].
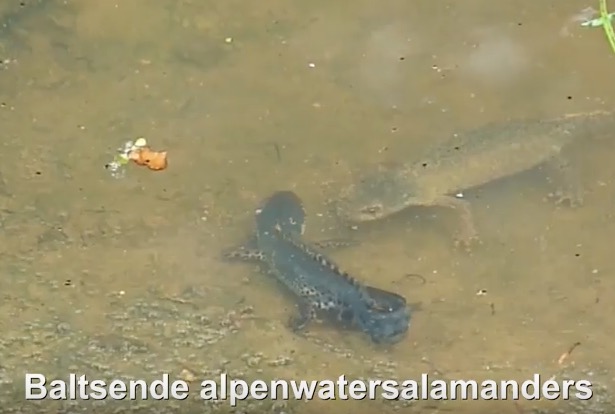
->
[[288, 300, 316, 333]]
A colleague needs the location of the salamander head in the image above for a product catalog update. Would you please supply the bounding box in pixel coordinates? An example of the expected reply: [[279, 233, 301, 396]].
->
[[337, 167, 415, 222]]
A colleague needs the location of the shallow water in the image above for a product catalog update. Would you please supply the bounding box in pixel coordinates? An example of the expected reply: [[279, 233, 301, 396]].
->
[[0, 0, 614, 412]]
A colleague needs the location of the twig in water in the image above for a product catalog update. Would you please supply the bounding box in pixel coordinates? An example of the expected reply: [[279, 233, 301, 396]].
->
[[273, 143, 281, 161], [558, 341, 581, 365]]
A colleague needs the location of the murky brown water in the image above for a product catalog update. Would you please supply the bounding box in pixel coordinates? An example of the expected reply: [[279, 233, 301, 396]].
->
[[1, 0, 614, 412]]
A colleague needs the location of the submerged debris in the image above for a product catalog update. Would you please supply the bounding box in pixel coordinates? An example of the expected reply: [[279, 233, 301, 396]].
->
[[105, 138, 168, 178]]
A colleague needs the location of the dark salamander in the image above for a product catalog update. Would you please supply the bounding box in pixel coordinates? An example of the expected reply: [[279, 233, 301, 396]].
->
[[224, 191, 410, 344]]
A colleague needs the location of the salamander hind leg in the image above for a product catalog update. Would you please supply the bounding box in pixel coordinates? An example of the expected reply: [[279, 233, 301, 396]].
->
[[543, 154, 584, 208], [221, 247, 265, 262], [312, 238, 360, 250]]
